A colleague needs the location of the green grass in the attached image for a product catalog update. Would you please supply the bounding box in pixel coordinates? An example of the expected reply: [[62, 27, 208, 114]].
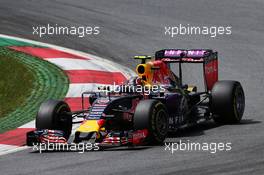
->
[[0, 47, 69, 133], [0, 37, 40, 47], [0, 54, 35, 118]]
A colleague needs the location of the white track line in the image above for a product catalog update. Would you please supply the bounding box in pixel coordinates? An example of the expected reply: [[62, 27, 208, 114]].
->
[[0, 144, 28, 156], [19, 120, 35, 128]]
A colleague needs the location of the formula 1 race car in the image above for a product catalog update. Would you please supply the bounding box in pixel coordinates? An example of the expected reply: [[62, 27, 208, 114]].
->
[[27, 49, 245, 147]]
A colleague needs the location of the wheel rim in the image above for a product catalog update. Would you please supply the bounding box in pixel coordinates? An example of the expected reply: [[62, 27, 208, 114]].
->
[[56, 104, 72, 137], [56, 104, 70, 121], [234, 86, 245, 119], [156, 110, 168, 135]]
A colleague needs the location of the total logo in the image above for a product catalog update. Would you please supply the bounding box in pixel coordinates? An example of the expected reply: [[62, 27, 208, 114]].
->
[[133, 130, 147, 139]]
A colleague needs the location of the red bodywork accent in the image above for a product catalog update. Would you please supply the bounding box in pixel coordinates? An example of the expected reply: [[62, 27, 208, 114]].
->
[[151, 60, 174, 85], [97, 119, 106, 127], [204, 59, 218, 90], [39, 130, 67, 144], [132, 129, 148, 145], [123, 97, 141, 122]]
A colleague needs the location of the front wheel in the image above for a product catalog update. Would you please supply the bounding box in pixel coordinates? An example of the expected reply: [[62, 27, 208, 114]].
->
[[134, 99, 169, 144], [211, 81, 245, 124], [36, 99, 72, 139]]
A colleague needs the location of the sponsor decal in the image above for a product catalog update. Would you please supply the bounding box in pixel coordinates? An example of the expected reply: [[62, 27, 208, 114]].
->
[[164, 50, 208, 58]]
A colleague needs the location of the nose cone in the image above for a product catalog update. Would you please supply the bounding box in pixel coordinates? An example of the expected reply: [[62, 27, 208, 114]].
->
[[77, 120, 100, 133], [75, 120, 105, 143]]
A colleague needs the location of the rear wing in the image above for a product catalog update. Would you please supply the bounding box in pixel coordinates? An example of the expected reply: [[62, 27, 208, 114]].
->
[[155, 49, 217, 63], [155, 49, 218, 91]]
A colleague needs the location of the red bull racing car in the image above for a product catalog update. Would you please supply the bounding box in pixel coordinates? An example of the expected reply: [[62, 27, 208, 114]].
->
[[27, 49, 245, 147]]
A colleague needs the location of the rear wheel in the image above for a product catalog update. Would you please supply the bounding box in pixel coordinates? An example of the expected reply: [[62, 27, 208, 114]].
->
[[134, 99, 169, 144], [36, 99, 72, 139], [211, 81, 245, 124]]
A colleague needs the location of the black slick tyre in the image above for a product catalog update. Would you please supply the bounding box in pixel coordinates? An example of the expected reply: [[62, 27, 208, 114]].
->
[[134, 99, 169, 144], [36, 99, 72, 139], [211, 81, 245, 124]]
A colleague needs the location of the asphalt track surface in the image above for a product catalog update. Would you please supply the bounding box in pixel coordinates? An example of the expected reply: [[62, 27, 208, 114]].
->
[[0, 0, 264, 174]]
